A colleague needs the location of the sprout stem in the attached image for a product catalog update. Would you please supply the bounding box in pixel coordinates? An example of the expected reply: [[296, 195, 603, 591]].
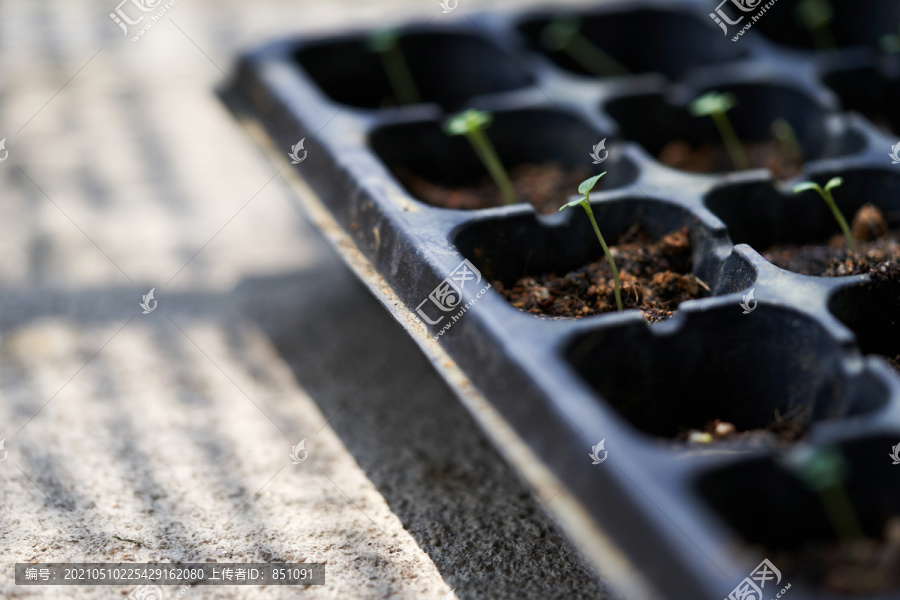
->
[[822, 191, 855, 254], [771, 118, 802, 162], [795, 0, 837, 51], [367, 31, 420, 105], [711, 111, 749, 171], [380, 44, 420, 105], [541, 18, 629, 77], [581, 201, 623, 311], [819, 483, 864, 542], [444, 110, 517, 206], [795, 178, 855, 254], [561, 32, 629, 77], [560, 174, 623, 311], [785, 446, 864, 542], [689, 92, 749, 171], [465, 126, 516, 205]]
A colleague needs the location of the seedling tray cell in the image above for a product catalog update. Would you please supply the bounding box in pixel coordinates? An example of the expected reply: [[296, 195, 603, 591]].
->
[[220, 2, 900, 598]]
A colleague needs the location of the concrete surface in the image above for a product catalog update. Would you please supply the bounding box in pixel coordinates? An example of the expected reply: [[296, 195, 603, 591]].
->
[[0, 0, 619, 598]]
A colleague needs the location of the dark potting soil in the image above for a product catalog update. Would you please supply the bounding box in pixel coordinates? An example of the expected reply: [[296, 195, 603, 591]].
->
[[764, 204, 900, 277], [494, 225, 707, 322], [657, 138, 803, 179], [772, 516, 900, 595], [765, 204, 900, 373], [678, 410, 806, 445], [395, 162, 595, 214]]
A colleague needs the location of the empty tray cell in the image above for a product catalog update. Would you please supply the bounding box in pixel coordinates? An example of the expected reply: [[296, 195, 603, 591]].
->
[[564, 304, 887, 440], [706, 168, 900, 276], [454, 196, 725, 319], [752, 0, 900, 51], [369, 108, 638, 213], [517, 8, 743, 80], [294, 31, 531, 110], [824, 65, 900, 135], [830, 273, 900, 371], [698, 436, 900, 594], [605, 82, 864, 178]]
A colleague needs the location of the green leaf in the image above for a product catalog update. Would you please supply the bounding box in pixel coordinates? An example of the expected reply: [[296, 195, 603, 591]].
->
[[559, 197, 586, 211], [577, 172, 606, 196], [688, 91, 737, 117], [795, 0, 833, 31], [784, 446, 848, 492], [824, 176, 843, 192], [366, 28, 399, 53], [444, 109, 493, 136], [793, 181, 822, 194], [540, 16, 581, 51]]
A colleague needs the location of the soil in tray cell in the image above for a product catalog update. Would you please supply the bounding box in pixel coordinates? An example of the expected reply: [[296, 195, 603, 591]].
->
[[395, 162, 595, 215], [763, 204, 900, 277], [494, 225, 707, 322], [658, 137, 803, 180]]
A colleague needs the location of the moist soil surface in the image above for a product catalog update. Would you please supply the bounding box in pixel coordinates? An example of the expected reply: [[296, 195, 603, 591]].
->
[[763, 204, 900, 277], [677, 409, 807, 445], [494, 225, 707, 322], [772, 517, 900, 595], [658, 138, 803, 179], [395, 162, 594, 214], [765, 204, 900, 372]]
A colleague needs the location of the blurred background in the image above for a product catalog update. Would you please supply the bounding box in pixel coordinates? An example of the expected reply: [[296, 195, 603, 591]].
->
[[0, 0, 615, 598]]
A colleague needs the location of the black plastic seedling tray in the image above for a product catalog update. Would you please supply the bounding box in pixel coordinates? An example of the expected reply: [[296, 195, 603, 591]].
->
[[220, 1, 900, 598]]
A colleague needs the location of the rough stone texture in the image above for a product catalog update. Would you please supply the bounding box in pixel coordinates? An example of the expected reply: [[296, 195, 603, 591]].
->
[[0, 0, 617, 598]]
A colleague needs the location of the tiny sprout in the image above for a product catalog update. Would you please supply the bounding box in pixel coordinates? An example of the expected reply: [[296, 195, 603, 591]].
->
[[539, 16, 629, 77], [771, 118, 802, 163], [688, 91, 749, 171], [793, 177, 854, 254], [366, 29, 421, 105], [879, 24, 900, 54], [560, 173, 623, 311], [444, 109, 516, 205], [795, 0, 836, 50], [784, 446, 863, 541]]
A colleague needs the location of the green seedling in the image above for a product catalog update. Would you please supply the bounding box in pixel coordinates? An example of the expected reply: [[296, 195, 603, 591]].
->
[[795, 0, 836, 50], [366, 29, 421, 105], [879, 25, 900, 54], [539, 16, 629, 77], [559, 173, 623, 311], [784, 446, 864, 542], [688, 91, 749, 171], [444, 109, 516, 205], [771, 118, 803, 163], [793, 177, 854, 254]]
